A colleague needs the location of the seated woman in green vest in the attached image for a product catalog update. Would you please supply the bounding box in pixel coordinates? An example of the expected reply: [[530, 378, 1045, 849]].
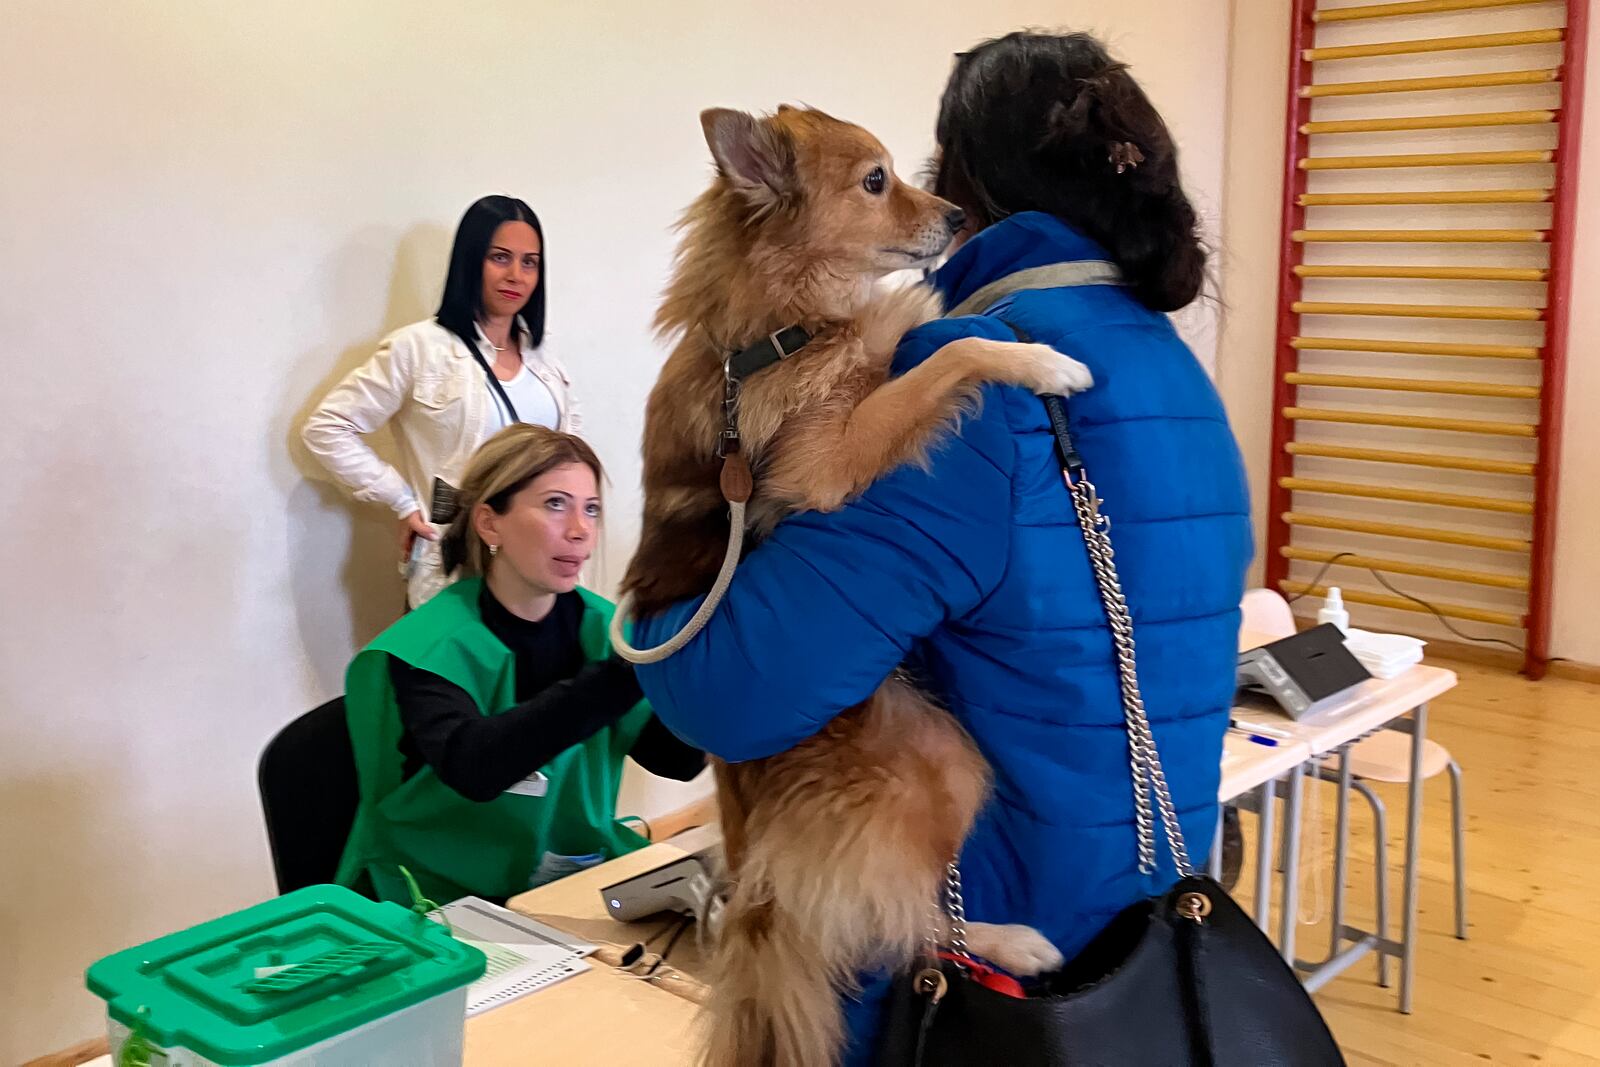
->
[[338, 423, 705, 905]]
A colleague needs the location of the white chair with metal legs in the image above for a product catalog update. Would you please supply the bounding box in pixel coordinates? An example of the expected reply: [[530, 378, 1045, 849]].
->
[[1346, 729, 1468, 943], [1308, 749, 1392, 988], [1241, 588, 1296, 641], [1300, 725, 1466, 1001]]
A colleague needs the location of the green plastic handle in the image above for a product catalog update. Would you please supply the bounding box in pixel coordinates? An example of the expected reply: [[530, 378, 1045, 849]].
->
[[242, 942, 400, 995]]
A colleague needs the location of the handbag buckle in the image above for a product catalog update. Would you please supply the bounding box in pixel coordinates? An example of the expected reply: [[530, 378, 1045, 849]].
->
[[1176, 891, 1212, 924], [914, 967, 949, 1003]]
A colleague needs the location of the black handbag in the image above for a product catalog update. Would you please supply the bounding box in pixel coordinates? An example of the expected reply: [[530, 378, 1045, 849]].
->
[[877, 374, 1345, 1066]]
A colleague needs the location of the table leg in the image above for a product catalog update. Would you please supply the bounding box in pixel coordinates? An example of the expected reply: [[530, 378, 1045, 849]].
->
[[1210, 804, 1224, 880], [1330, 745, 1351, 962], [1255, 779, 1276, 931], [1278, 762, 1305, 964], [1401, 703, 1428, 1014]]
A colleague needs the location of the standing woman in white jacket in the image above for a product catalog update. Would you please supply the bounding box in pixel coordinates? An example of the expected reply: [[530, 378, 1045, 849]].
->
[[304, 195, 582, 607]]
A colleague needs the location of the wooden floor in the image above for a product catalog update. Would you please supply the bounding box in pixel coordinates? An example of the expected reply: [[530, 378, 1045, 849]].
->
[[1234, 661, 1600, 1065]]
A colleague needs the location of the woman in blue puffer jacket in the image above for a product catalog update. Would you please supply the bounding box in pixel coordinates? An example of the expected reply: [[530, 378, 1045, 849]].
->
[[635, 31, 1252, 1063]]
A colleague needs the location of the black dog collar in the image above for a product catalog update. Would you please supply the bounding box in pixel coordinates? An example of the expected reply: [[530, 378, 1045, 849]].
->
[[726, 325, 812, 381]]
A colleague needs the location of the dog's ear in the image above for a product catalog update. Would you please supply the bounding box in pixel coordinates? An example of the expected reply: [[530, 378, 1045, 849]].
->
[[701, 108, 794, 203]]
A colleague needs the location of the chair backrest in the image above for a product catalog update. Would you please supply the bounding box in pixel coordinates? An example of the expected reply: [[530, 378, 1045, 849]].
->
[[257, 697, 360, 895], [1241, 588, 1297, 640]]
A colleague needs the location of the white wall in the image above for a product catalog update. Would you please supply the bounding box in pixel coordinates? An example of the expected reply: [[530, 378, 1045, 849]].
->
[[1217, 0, 1600, 663], [0, 1, 1232, 1058]]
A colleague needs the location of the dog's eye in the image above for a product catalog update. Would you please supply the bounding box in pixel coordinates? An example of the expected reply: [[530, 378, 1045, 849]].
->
[[862, 167, 886, 195]]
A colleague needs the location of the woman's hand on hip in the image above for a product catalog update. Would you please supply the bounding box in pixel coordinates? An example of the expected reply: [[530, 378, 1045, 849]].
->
[[398, 509, 438, 559]]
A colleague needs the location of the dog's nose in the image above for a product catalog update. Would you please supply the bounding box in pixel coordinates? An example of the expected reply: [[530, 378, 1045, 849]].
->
[[945, 208, 967, 232]]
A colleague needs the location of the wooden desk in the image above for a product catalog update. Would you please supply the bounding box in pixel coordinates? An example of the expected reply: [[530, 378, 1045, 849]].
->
[[70, 837, 716, 1067], [466, 831, 718, 1065], [69, 842, 714, 1067], [503, 834, 705, 965], [464, 959, 699, 1066], [79, 966, 701, 1067], [465, 716, 1331, 1061]]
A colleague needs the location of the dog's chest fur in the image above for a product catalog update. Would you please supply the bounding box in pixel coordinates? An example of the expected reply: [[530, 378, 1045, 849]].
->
[[623, 283, 939, 614]]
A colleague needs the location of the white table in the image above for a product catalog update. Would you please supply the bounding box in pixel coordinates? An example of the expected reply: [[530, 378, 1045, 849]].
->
[[1231, 657, 1458, 1012]]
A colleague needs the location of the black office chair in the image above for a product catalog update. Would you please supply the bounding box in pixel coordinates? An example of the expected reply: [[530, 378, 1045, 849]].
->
[[258, 696, 362, 895]]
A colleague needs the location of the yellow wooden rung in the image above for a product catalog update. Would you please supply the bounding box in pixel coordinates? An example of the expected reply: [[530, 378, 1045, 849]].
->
[[1280, 547, 1529, 588], [1294, 228, 1548, 242], [1284, 372, 1540, 398], [1294, 263, 1548, 280], [1279, 476, 1534, 513], [1292, 300, 1544, 321], [1302, 69, 1559, 98], [1280, 546, 1530, 590], [1277, 581, 1523, 628], [1282, 511, 1530, 552], [1304, 28, 1563, 61], [1302, 112, 1556, 135], [1291, 336, 1541, 359], [1284, 407, 1538, 436], [1285, 441, 1536, 475], [1315, 0, 1551, 23], [1299, 187, 1548, 204], [1300, 149, 1553, 170]]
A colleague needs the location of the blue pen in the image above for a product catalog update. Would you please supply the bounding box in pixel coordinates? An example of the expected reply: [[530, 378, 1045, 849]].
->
[[1229, 726, 1279, 747]]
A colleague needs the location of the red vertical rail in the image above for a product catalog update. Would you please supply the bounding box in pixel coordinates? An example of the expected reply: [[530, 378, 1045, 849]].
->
[[1525, 0, 1588, 678], [1265, 0, 1319, 595]]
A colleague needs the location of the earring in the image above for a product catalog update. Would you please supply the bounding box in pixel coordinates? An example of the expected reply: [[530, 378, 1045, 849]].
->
[[488, 544, 499, 557]]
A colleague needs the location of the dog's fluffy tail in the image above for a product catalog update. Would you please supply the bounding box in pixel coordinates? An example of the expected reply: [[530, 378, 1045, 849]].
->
[[701, 881, 845, 1067], [704, 681, 991, 1066]]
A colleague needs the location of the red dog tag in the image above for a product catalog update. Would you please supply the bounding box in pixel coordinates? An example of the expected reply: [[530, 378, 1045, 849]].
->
[[935, 950, 1028, 999]]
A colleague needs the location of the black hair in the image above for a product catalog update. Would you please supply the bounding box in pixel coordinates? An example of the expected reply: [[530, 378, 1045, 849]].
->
[[435, 195, 546, 349], [933, 31, 1205, 312]]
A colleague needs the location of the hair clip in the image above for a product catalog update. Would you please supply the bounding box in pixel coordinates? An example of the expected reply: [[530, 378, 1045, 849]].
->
[[1109, 142, 1145, 174]]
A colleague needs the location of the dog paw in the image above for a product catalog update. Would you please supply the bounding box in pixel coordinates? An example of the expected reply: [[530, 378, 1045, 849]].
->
[[1043, 354, 1095, 397], [965, 922, 1065, 976], [1005, 342, 1096, 397]]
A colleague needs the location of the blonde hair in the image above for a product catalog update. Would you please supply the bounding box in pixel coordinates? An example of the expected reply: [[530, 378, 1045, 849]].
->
[[439, 424, 605, 578]]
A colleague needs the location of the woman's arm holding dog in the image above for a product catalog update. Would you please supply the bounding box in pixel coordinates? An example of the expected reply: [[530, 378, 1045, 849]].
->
[[633, 331, 1021, 761]]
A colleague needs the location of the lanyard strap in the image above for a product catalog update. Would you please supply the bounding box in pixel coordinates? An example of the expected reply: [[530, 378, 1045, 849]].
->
[[460, 331, 521, 424]]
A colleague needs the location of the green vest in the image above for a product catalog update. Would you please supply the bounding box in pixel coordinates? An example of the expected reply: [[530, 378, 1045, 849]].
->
[[335, 578, 650, 905]]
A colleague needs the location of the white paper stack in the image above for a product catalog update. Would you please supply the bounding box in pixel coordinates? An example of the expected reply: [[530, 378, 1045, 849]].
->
[[1342, 628, 1426, 679], [428, 897, 597, 1016]]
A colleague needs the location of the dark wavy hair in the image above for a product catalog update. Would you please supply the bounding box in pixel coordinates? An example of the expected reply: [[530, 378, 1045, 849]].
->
[[435, 195, 546, 349], [933, 31, 1205, 312]]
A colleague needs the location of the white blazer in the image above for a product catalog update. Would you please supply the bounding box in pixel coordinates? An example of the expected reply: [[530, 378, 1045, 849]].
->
[[302, 318, 582, 604]]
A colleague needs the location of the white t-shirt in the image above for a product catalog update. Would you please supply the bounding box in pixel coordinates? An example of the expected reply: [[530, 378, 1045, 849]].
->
[[491, 365, 560, 429]]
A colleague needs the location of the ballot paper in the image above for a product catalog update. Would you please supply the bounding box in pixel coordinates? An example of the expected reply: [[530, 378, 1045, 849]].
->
[[430, 896, 596, 1016]]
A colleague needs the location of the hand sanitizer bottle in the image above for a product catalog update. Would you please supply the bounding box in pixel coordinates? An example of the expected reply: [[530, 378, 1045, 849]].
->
[[1317, 586, 1350, 635]]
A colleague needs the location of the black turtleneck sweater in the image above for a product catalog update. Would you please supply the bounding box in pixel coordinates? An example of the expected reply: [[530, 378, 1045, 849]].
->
[[388, 586, 704, 802]]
